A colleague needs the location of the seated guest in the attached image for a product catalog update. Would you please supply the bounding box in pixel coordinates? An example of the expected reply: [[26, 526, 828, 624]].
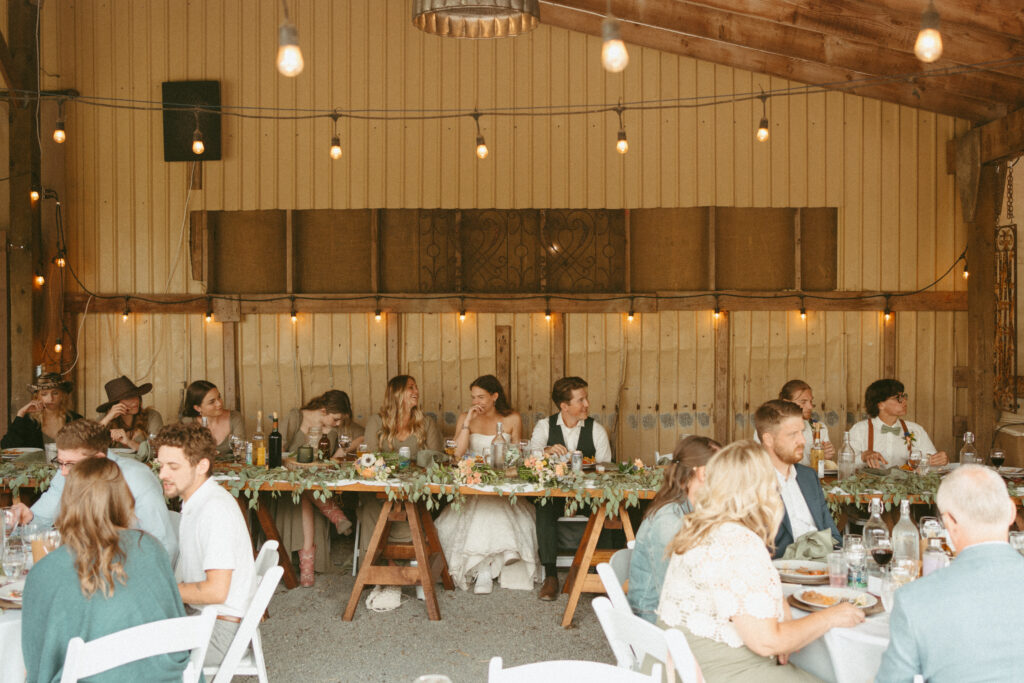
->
[[276, 390, 359, 587], [628, 435, 719, 623], [180, 380, 245, 456], [658, 440, 864, 681], [436, 375, 537, 594], [96, 375, 164, 460], [754, 380, 834, 467], [1, 372, 83, 449], [22, 458, 189, 683], [755, 399, 841, 559], [849, 379, 948, 469], [7, 419, 177, 560], [155, 422, 255, 666], [357, 375, 443, 603], [877, 465, 1024, 682], [528, 376, 613, 600]]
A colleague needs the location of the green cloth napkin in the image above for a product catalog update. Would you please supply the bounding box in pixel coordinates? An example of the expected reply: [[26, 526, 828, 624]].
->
[[782, 528, 835, 562]]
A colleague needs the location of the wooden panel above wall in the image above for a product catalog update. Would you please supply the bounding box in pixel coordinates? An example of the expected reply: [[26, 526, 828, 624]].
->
[[208, 210, 287, 293], [293, 210, 374, 293], [629, 208, 710, 292], [381, 210, 459, 293], [716, 208, 797, 290], [801, 207, 839, 291]]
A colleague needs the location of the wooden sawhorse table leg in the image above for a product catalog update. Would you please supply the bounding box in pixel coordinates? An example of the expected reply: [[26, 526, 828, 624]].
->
[[560, 502, 635, 628], [342, 496, 454, 621], [239, 492, 299, 589]]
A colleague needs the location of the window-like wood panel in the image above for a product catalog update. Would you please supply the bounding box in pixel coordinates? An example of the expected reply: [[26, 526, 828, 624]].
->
[[208, 211, 286, 293], [293, 210, 373, 293], [716, 208, 797, 290], [629, 208, 710, 291]]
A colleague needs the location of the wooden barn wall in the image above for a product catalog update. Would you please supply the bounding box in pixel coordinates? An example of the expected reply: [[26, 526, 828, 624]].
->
[[40, 0, 968, 458]]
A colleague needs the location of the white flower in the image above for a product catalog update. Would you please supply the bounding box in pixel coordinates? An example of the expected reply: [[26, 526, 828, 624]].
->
[[357, 453, 377, 469]]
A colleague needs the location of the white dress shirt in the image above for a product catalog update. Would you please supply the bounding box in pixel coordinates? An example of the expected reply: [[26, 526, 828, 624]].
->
[[848, 417, 936, 469], [528, 413, 612, 463], [776, 467, 818, 541]]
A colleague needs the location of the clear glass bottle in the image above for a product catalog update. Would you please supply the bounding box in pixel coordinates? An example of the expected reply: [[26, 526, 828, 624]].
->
[[491, 422, 506, 469], [810, 431, 825, 478], [862, 498, 889, 590], [892, 499, 920, 577], [959, 431, 977, 465], [252, 410, 266, 467], [921, 538, 949, 576], [838, 431, 857, 480]]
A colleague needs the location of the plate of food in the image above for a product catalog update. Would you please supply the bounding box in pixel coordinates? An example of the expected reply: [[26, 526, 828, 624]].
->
[[795, 587, 876, 610], [0, 579, 25, 603], [773, 560, 829, 584], [1, 447, 43, 460]]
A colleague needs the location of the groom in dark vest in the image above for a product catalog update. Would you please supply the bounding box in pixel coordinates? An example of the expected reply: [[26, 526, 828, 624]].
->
[[528, 376, 613, 600]]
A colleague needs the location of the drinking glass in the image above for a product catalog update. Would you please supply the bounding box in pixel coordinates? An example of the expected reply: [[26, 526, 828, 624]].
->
[[1010, 531, 1024, 557], [339, 433, 353, 454], [357, 443, 371, 456], [990, 448, 1006, 469], [880, 572, 896, 612], [908, 449, 923, 473], [2, 542, 25, 579], [444, 439, 456, 458], [919, 516, 943, 539], [826, 551, 847, 587], [871, 538, 894, 576], [230, 435, 246, 463]]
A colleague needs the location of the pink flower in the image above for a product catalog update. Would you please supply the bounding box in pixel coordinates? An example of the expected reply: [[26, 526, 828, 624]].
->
[[634, 458, 644, 469], [554, 463, 565, 477]]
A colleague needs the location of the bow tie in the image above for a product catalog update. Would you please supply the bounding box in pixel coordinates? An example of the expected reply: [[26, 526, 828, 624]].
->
[[880, 424, 902, 435]]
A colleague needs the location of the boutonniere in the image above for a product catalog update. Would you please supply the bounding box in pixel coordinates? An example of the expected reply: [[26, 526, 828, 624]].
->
[[904, 431, 917, 450]]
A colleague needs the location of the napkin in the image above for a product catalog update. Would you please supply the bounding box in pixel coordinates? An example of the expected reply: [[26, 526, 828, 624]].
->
[[782, 528, 835, 562]]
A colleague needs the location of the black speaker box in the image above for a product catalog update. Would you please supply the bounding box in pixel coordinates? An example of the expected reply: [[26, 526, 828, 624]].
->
[[162, 80, 222, 162]]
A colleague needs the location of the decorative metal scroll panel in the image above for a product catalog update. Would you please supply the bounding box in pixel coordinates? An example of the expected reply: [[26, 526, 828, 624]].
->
[[542, 210, 626, 292], [416, 210, 458, 292], [461, 210, 542, 292], [995, 223, 1017, 412]]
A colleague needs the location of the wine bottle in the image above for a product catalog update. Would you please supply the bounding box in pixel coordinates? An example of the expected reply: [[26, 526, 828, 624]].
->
[[268, 412, 282, 468], [252, 411, 266, 467], [491, 422, 506, 469]]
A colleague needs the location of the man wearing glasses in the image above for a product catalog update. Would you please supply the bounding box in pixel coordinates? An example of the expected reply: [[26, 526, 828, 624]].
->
[[7, 418, 177, 560], [848, 379, 949, 469]]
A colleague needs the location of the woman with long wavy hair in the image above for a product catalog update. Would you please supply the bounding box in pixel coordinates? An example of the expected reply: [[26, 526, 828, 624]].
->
[[2, 372, 83, 449], [21, 457, 188, 682], [657, 440, 863, 681], [628, 435, 720, 622], [435, 375, 537, 594]]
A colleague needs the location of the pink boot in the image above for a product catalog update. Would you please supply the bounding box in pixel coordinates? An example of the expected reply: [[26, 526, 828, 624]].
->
[[315, 498, 353, 535], [298, 546, 315, 587]]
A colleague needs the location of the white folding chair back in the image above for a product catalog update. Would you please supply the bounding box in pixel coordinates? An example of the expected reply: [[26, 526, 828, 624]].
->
[[204, 565, 284, 683], [662, 627, 702, 683], [596, 546, 633, 613], [253, 540, 279, 579], [488, 656, 661, 682], [60, 606, 217, 683], [593, 596, 670, 671]]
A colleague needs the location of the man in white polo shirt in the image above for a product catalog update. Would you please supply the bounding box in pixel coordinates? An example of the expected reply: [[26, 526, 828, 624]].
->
[[754, 399, 841, 559], [154, 422, 255, 666]]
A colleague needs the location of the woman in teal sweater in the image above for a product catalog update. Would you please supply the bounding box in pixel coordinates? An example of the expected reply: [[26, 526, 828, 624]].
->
[[21, 457, 188, 683], [628, 435, 719, 623]]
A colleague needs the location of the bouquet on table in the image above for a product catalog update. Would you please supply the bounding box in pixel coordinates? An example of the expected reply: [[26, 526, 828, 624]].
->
[[518, 453, 574, 488], [356, 452, 393, 481]]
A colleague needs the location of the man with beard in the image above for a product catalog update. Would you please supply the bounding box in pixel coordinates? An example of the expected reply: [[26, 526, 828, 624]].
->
[[754, 399, 842, 558]]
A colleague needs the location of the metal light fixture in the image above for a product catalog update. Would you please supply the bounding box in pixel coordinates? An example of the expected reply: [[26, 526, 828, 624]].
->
[[756, 92, 769, 142], [53, 100, 66, 144], [914, 1, 942, 63], [472, 111, 488, 159], [191, 110, 205, 156], [615, 105, 629, 154], [277, 0, 304, 76], [329, 111, 343, 160], [412, 0, 539, 39]]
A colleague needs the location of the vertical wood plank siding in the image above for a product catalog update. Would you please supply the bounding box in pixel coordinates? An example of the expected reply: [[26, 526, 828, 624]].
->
[[43, 0, 968, 457]]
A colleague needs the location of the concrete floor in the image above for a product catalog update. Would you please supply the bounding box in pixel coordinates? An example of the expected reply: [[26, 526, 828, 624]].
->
[[255, 536, 614, 683]]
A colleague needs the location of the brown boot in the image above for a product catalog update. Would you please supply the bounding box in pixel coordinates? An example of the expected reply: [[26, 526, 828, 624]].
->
[[539, 575, 559, 601], [315, 498, 353, 536], [298, 546, 315, 587]]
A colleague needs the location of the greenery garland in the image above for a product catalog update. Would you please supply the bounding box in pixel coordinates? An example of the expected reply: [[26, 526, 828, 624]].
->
[[824, 470, 944, 521]]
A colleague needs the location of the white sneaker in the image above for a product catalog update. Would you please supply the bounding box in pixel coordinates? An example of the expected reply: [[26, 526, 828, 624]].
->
[[365, 585, 402, 611], [474, 568, 493, 594]]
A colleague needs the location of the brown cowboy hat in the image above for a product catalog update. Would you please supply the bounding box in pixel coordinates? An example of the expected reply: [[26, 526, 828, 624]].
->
[[96, 375, 153, 413], [28, 372, 73, 395]]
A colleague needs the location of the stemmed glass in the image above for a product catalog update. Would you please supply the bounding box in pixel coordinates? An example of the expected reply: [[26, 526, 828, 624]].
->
[[871, 537, 894, 584], [1009, 531, 1024, 557], [2, 540, 26, 580], [990, 448, 1006, 469]]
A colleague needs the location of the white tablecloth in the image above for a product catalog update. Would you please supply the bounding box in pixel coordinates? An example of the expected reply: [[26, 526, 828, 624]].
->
[[0, 608, 24, 683], [784, 584, 890, 683]]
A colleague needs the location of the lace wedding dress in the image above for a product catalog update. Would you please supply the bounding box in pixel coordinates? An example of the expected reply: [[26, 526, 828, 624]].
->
[[435, 433, 540, 591]]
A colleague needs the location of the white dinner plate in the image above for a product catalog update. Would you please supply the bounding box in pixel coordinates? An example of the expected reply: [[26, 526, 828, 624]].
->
[[0, 580, 25, 603], [773, 560, 828, 583], [1, 447, 42, 459], [795, 586, 876, 610]]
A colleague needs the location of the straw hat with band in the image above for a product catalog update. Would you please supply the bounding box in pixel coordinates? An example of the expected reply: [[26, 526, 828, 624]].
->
[[96, 375, 153, 413], [29, 372, 73, 395]]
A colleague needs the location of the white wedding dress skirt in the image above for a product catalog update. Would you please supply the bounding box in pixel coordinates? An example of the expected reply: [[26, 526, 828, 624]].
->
[[435, 433, 540, 591]]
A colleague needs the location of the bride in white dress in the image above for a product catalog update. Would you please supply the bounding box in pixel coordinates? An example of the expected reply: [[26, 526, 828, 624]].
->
[[435, 375, 539, 594]]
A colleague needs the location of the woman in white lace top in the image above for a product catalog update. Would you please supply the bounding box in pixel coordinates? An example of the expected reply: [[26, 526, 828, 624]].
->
[[657, 440, 864, 681]]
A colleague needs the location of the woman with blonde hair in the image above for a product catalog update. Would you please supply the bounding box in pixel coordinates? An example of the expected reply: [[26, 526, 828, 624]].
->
[[2, 372, 83, 449], [21, 458, 188, 682], [628, 435, 720, 623], [657, 440, 863, 681]]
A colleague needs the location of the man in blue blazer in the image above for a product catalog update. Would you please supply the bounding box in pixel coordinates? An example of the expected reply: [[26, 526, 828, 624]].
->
[[876, 465, 1024, 682], [754, 399, 842, 558]]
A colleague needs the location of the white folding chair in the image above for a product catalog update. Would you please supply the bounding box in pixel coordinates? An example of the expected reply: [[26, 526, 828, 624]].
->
[[596, 546, 633, 613], [60, 606, 217, 683], [662, 628, 702, 683], [253, 540, 279, 578], [203, 565, 284, 683], [593, 596, 702, 683], [488, 656, 661, 682]]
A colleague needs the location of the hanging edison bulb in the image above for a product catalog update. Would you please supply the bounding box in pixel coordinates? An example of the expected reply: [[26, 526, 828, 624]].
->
[[914, 2, 942, 63], [329, 135, 343, 160], [616, 129, 629, 154], [277, 20, 304, 76], [53, 120, 66, 144], [192, 128, 205, 156], [601, 17, 628, 73]]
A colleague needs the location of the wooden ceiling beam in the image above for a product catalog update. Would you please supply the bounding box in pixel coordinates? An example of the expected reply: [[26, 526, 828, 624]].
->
[[678, 0, 1024, 81], [855, 0, 1024, 43], [0, 28, 22, 95], [546, 0, 1023, 111], [539, 3, 1004, 121]]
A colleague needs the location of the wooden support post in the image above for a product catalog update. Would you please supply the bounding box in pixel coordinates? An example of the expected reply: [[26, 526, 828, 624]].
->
[[0, 231, 8, 424], [967, 164, 1001, 457], [386, 313, 400, 379], [882, 313, 896, 379], [222, 322, 239, 411], [550, 313, 565, 381], [714, 311, 730, 444], [495, 324, 511, 396]]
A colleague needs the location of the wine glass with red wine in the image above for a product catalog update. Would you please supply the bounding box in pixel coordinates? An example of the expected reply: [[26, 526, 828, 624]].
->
[[991, 449, 1006, 469], [871, 538, 894, 581]]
